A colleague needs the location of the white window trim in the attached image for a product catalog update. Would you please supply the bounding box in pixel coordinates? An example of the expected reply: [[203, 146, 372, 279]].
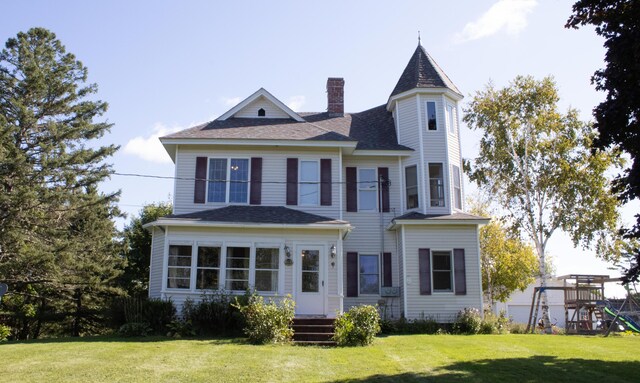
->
[[298, 159, 320, 206], [452, 165, 462, 211], [205, 156, 252, 205], [224, 243, 252, 292], [425, 100, 438, 132], [194, 244, 222, 291], [166, 242, 194, 290], [254, 246, 280, 293], [358, 253, 381, 296], [428, 162, 446, 208], [446, 103, 456, 135], [431, 249, 454, 294], [357, 168, 378, 212], [404, 164, 420, 210]]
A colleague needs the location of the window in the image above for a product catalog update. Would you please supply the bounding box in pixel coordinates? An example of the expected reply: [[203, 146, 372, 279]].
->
[[207, 158, 249, 203], [258, 108, 265, 117], [359, 254, 379, 295], [426, 101, 437, 131], [452, 165, 462, 210], [255, 248, 279, 292], [429, 163, 445, 207], [446, 104, 455, 134], [358, 168, 377, 211], [405, 165, 419, 209], [299, 160, 319, 205], [225, 247, 250, 290], [432, 251, 453, 292], [196, 246, 220, 290], [167, 245, 192, 289]]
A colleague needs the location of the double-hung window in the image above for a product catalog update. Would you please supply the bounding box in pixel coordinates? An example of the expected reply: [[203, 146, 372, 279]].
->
[[207, 158, 249, 203], [429, 163, 445, 207], [225, 246, 250, 291], [432, 251, 453, 292], [446, 104, 455, 134], [359, 254, 379, 295], [426, 101, 437, 131], [196, 246, 220, 290], [358, 168, 377, 211], [167, 245, 192, 289], [452, 165, 462, 210], [299, 160, 319, 205], [255, 247, 279, 292], [405, 165, 419, 209]]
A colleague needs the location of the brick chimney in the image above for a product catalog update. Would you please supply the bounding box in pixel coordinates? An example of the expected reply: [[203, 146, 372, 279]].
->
[[327, 77, 345, 117]]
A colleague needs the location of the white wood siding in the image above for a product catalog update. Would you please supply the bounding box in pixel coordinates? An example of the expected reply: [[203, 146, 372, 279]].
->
[[419, 97, 450, 215], [396, 97, 422, 214], [445, 95, 463, 212], [402, 225, 482, 321], [174, 145, 340, 218], [233, 96, 291, 119], [149, 227, 165, 298]]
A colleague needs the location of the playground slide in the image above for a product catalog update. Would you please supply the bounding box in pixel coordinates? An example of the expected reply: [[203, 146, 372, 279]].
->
[[603, 306, 640, 333]]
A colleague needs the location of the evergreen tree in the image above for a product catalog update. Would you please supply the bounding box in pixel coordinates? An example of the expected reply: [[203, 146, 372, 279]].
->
[[0, 28, 121, 338]]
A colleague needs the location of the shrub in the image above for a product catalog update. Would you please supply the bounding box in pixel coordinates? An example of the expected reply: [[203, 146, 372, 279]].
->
[[452, 308, 482, 335], [394, 316, 441, 334], [182, 290, 248, 336], [166, 320, 196, 338], [333, 305, 381, 346], [508, 322, 528, 334], [118, 322, 151, 337], [234, 294, 295, 344], [111, 297, 175, 335], [0, 324, 10, 341], [480, 310, 510, 334]]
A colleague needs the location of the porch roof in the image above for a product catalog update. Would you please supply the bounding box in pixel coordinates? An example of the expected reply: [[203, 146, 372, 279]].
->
[[387, 211, 490, 229]]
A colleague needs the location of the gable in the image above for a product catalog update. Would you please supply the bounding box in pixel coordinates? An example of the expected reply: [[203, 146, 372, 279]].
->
[[233, 95, 291, 119]]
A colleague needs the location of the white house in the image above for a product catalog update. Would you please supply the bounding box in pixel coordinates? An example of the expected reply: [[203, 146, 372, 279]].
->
[[145, 44, 489, 321]]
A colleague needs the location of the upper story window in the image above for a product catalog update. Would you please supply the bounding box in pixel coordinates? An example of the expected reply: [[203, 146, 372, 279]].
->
[[258, 108, 266, 117], [299, 160, 319, 205], [429, 163, 445, 207], [207, 158, 250, 203], [452, 165, 462, 210], [405, 165, 419, 210], [446, 104, 455, 134], [358, 168, 377, 211], [426, 101, 437, 131]]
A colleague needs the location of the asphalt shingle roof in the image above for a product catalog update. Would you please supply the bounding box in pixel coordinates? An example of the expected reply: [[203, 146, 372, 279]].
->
[[164, 205, 348, 225], [393, 212, 489, 221], [390, 45, 462, 98]]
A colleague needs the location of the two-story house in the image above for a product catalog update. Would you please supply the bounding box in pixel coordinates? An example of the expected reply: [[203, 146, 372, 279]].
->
[[145, 44, 488, 322]]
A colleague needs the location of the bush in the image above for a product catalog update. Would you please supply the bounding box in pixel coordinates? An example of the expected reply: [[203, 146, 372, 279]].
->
[[166, 320, 196, 338], [508, 322, 528, 334], [234, 294, 295, 344], [392, 316, 441, 334], [452, 308, 482, 335], [182, 290, 248, 336], [480, 311, 510, 334], [118, 322, 151, 337], [333, 305, 381, 346], [111, 297, 176, 335], [0, 324, 10, 341]]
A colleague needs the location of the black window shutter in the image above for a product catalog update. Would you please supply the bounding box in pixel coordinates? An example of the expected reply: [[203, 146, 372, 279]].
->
[[286, 158, 298, 205], [419, 248, 431, 295], [454, 249, 467, 295], [194, 157, 207, 204], [249, 157, 262, 205], [346, 167, 357, 212], [346, 252, 358, 297], [320, 159, 332, 206], [383, 252, 392, 287], [378, 167, 390, 212]]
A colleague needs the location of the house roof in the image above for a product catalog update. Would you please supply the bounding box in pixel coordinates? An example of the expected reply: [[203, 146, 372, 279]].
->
[[156, 205, 348, 226], [388, 211, 490, 229], [163, 105, 412, 151], [389, 44, 462, 98]]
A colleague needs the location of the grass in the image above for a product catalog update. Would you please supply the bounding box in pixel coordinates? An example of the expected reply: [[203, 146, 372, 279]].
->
[[0, 334, 639, 382]]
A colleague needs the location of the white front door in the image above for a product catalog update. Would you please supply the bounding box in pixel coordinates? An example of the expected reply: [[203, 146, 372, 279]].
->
[[295, 245, 325, 315]]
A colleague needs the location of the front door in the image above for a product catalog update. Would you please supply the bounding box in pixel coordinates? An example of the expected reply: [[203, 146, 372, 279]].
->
[[295, 245, 325, 315]]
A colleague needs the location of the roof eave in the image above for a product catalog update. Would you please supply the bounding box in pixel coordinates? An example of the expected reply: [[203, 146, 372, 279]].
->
[[387, 218, 491, 230], [386, 88, 464, 111], [144, 219, 352, 230]]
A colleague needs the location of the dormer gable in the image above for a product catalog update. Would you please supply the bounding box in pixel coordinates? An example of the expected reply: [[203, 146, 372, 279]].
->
[[218, 88, 305, 122]]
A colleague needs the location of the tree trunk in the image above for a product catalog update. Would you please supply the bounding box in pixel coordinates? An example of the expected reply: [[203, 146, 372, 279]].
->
[[537, 244, 553, 334]]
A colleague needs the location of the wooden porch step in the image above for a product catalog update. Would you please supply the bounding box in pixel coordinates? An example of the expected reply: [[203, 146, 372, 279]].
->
[[292, 317, 336, 346]]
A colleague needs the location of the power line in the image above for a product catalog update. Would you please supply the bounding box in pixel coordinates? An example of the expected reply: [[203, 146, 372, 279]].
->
[[112, 172, 390, 185]]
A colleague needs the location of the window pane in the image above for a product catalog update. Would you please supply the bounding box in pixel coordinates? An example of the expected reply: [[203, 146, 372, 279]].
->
[[255, 270, 278, 292], [226, 280, 249, 291], [300, 161, 318, 182], [208, 158, 227, 202], [196, 269, 219, 290], [167, 277, 190, 289], [226, 247, 249, 290], [168, 268, 191, 278], [432, 253, 451, 270], [169, 245, 192, 266], [226, 269, 249, 280], [299, 183, 318, 205], [447, 105, 455, 134], [433, 271, 452, 291], [360, 274, 380, 294], [359, 255, 379, 274], [405, 166, 419, 209], [359, 190, 376, 211], [358, 169, 377, 184], [427, 101, 437, 130], [453, 165, 462, 210], [229, 159, 249, 203], [301, 250, 319, 271], [198, 247, 220, 268], [302, 272, 319, 292], [429, 163, 445, 207], [256, 248, 279, 269]]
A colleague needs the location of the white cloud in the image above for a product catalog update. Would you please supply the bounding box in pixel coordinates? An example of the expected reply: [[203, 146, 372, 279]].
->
[[454, 0, 537, 43], [221, 96, 241, 107], [286, 95, 306, 111], [123, 123, 182, 164]]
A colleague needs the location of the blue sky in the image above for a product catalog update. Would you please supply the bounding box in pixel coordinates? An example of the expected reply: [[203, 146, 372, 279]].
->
[[2, 0, 636, 296]]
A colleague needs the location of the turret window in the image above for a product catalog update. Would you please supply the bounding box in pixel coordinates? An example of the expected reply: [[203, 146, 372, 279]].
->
[[446, 104, 456, 134], [405, 165, 419, 209], [429, 163, 445, 207], [426, 101, 437, 131], [452, 165, 462, 210]]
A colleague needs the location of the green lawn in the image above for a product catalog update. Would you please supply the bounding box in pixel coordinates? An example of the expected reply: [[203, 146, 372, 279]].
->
[[1, 334, 638, 382]]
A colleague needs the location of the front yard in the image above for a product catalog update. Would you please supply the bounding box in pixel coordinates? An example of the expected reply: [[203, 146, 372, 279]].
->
[[1, 334, 638, 382]]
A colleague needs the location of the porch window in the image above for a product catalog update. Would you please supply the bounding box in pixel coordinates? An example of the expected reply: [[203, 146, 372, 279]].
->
[[358, 168, 377, 211], [299, 160, 319, 205], [225, 246, 250, 291], [452, 165, 462, 210], [426, 101, 437, 131], [167, 245, 192, 289], [255, 247, 279, 292], [432, 251, 452, 292], [405, 165, 419, 209], [429, 163, 445, 207], [207, 158, 250, 203], [196, 246, 220, 290], [359, 254, 380, 295]]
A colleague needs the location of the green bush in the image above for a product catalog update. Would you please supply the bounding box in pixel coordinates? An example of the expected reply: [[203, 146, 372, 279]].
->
[[480, 311, 510, 334], [392, 316, 441, 334], [508, 322, 528, 334], [452, 308, 482, 335], [111, 297, 175, 335], [118, 322, 151, 337], [166, 320, 196, 338], [182, 290, 247, 336], [0, 324, 10, 341], [234, 294, 295, 344], [333, 305, 381, 346]]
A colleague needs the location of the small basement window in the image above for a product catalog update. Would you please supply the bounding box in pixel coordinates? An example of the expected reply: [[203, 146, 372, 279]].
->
[[258, 108, 266, 117]]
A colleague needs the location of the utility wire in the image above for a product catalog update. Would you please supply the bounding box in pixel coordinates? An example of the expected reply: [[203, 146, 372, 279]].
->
[[112, 172, 390, 185]]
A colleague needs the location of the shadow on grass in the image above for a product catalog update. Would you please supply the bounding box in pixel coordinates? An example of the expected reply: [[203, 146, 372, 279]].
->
[[7, 335, 249, 345], [330, 356, 640, 383]]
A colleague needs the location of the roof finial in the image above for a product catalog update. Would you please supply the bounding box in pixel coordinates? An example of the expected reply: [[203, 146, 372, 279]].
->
[[418, 30, 421, 45]]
